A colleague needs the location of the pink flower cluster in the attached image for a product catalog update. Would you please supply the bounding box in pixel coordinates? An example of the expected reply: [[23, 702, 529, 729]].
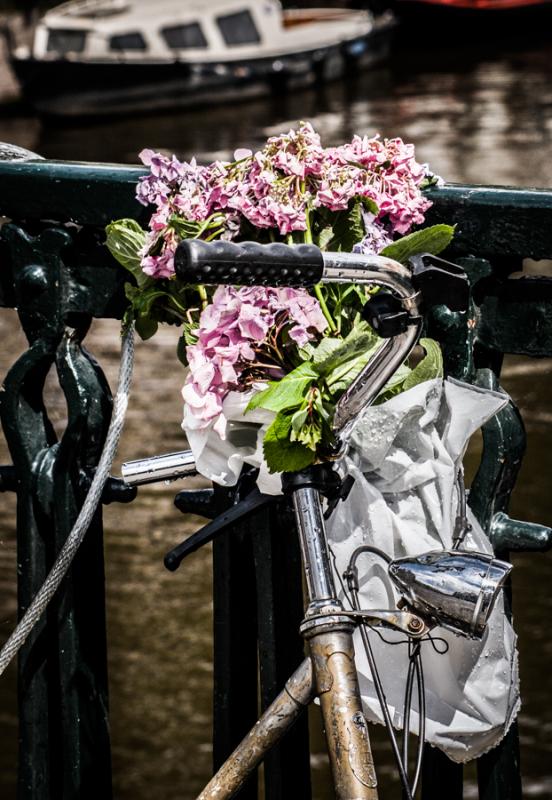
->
[[182, 285, 328, 433], [136, 123, 433, 276]]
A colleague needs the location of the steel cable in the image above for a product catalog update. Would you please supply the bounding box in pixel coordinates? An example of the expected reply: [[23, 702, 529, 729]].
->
[[0, 324, 135, 677]]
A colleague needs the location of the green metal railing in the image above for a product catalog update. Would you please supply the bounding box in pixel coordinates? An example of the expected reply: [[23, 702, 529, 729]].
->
[[1, 156, 552, 800]]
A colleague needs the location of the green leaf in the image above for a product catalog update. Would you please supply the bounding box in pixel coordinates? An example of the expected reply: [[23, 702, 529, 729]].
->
[[169, 215, 204, 239], [246, 362, 318, 414], [313, 325, 378, 376], [105, 219, 148, 285], [380, 224, 455, 265], [373, 362, 412, 404], [360, 197, 379, 216], [324, 200, 367, 253], [135, 315, 158, 340], [291, 406, 309, 435], [312, 336, 344, 367], [326, 342, 382, 396], [263, 410, 316, 474], [402, 338, 443, 391], [317, 225, 334, 251], [182, 320, 199, 347], [294, 420, 322, 451]]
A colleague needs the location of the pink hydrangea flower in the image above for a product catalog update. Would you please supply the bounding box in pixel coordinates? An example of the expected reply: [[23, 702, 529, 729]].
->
[[182, 285, 328, 431], [353, 212, 394, 256], [136, 125, 435, 262]]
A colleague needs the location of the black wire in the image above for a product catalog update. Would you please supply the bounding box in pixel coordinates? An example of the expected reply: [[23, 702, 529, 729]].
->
[[352, 587, 414, 800], [328, 542, 355, 611], [411, 651, 426, 796], [338, 545, 433, 799], [372, 627, 412, 646], [426, 633, 449, 655], [349, 544, 392, 569], [401, 642, 418, 799]]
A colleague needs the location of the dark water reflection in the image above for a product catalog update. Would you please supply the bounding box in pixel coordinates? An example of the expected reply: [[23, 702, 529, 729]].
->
[[1, 33, 552, 799]]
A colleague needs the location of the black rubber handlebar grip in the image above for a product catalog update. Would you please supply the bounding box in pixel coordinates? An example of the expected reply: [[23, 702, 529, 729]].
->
[[175, 239, 324, 287]]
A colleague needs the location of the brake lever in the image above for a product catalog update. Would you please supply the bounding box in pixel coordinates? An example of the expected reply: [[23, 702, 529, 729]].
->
[[164, 485, 278, 571]]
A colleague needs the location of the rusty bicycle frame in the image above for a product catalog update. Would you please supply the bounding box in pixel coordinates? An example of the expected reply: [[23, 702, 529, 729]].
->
[[122, 250, 440, 800]]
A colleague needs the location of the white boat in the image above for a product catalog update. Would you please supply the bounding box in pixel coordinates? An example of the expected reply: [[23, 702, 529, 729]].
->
[[8, 0, 395, 118]]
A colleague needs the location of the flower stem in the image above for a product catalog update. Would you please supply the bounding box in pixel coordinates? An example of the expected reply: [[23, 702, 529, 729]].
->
[[301, 197, 337, 333], [314, 284, 337, 333], [197, 284, 208, 310], [303, 198, 313, 245]]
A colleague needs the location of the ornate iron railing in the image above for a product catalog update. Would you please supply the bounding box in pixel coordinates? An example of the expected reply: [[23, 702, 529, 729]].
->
[[1, 155, 551, 800]]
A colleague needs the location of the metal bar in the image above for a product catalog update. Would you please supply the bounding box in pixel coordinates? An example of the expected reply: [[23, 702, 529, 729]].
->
[[121, 450, 196, 486], [290, 477, 379, 799], [477, 724, 522, 800], [291, 487, 336, 603], [198, 658, 314, 800], [1, 159, 552, 260], [421, 745, 463, 800], [308, 629, 378, 800], [333, 325, 421, 441], [212, 485, 260, 800], [252, 500, 312, 800], [0, 161, 148, 227]]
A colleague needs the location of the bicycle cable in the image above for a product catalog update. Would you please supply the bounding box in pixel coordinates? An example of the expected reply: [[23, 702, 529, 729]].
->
[[0, 323, 135, 678], [337, 543, 422, 800]]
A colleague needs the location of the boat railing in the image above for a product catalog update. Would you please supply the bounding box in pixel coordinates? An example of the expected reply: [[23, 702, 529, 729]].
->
[[0, 153, 551, 800]]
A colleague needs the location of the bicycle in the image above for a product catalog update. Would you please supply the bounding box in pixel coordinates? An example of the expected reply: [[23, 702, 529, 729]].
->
[[121, 242, 512, 800]]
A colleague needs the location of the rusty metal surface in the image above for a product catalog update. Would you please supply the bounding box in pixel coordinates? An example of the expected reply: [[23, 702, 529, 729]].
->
[[309, 630, 378, 800], [197, 658, 314, 800]]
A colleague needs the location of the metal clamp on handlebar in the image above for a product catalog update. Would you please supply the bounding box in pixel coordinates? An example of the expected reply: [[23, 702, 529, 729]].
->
[[409, 253, 470, 313]]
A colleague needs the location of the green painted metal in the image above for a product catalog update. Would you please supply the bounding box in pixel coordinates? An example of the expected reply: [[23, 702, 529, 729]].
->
[[425, 183, 552, 259], [0, 160, 148, 228], [1, 158, 552, 800], [0, 222, 114, 799]]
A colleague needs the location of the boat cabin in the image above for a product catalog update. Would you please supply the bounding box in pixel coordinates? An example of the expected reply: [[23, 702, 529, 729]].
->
[[25, 0, 371, 62]]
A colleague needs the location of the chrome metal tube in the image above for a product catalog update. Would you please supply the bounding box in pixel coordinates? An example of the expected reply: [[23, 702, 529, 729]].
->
[[321, 252, 416, 296], [333, 323, 421, 441], [121, 450, 197, 486], [319, 252, 423, 444], [292, 487, 337, 604]]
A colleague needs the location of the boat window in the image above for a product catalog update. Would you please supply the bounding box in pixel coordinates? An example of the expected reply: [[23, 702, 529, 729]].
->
[[161, 23, 208, 50], [46, 29, 87, 55], [216, 10, 261, 46], [109, 32, 147, 51]]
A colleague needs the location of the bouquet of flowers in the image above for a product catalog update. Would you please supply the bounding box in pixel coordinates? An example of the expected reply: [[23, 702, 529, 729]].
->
[[106, 122, 453, 475]]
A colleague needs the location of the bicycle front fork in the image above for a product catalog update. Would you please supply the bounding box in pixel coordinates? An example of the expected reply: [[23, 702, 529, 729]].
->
[[290, 474, 378, 800]]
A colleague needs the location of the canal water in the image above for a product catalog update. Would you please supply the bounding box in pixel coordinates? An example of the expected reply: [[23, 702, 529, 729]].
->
[[1, 26, 552, 799]]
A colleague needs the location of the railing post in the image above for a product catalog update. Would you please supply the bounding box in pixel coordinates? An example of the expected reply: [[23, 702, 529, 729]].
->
[[0, 223, 114, 799]]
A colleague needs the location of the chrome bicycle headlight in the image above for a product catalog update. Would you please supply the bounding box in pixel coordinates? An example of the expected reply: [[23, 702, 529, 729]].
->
[[388, 550, 512, 639]]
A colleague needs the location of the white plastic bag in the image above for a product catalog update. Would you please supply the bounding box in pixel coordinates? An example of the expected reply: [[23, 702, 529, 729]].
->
[[326, 377, 520, 763], [183, 389, 281, 494], [183, 376, 520, 761]]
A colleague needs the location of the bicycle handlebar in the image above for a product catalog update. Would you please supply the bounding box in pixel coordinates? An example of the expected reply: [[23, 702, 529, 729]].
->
[[175, 240, 324, 287], [175, 240, 469, 311], [173, 240, 472, 442], [121, 450, 197, 486]]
